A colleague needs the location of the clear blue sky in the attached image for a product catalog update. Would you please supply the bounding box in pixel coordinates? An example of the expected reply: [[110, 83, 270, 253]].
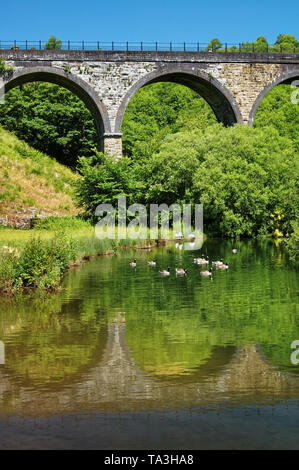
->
[[1, 0, 298, 44]]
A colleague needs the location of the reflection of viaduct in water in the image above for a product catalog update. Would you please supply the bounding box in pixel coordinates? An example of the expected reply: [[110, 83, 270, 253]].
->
[[0, 320, 298, 417]]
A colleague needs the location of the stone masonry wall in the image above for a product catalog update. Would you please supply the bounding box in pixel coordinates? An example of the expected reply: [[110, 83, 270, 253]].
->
[[2, 51, 299, 157], [49, 60, 284, 127]]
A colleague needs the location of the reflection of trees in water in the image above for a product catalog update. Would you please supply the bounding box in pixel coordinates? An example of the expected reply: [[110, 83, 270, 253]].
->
[[0, 239, 298, 410], [0, 294, 108, 387]]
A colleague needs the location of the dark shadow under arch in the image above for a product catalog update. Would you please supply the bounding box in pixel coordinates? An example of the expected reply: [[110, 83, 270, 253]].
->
[[3, 66, 111, 151], [115, 65, 243, 133], [248, 69, 299, 126]]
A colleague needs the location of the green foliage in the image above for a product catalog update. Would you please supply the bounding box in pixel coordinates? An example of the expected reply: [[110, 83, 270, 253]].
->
[[76, 124, 298, 239], [285, 221, 299, 266], [190, 126, 298, 237], [0, 235, 80, 292], [0, 56, 13, 76], [122, 82, 216, 159], [75, 152, 142, 218], [44, 35, 62, 50], [207, 38, 222, 51], [208, 33, 299, 53], [33, 216, 91, 231], [274, 34, 299, 52], [0, 83, 97, 168], [254, 84, 299, 152]]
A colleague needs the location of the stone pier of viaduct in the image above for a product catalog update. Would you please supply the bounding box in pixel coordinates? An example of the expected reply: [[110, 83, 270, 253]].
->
[[1, 50, 299, 158]]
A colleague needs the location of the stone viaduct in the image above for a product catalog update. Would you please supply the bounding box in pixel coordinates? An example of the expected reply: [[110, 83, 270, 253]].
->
[[1, 50, 299, 158]]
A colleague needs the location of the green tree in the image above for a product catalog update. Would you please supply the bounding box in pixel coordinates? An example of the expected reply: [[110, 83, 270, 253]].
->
[[273, 34, 299, 52], [0, 83, 97, 168], [44, 35, 62, 50], [207, 38, 222, 51]]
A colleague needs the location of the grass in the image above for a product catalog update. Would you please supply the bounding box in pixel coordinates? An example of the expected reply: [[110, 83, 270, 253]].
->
[[0, 126, 80, 224], [0, 220, 159, 294], [0, 216, 205, 294]]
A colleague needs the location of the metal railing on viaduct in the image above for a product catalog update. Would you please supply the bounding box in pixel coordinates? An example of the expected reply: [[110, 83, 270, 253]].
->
[[1, 40, 299, 53]]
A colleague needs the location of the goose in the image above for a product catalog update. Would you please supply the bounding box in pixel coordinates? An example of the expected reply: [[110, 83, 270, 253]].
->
[[159, 267, 171, 276], [175, 268, 187, 275], [194, 254, 207, 263], [217, 262, 229, 270], [212, 258, 224, 266], [200, 268, 213, 277], [196, 256, 209, 265], [174, 232, 183, 239], [129, 259, 137, 267], [147, 260, 156, 266]]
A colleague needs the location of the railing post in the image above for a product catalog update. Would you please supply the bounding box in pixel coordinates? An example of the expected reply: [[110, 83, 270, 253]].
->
[[141, 41, 143, 51], [126, 41, 128, 51], [239, 43, 241, 52], [184, 41, 186, 51], [252, 43, 254, 52], [112, 41, 114, 51], [25, 40, 28, 50], [68, 40, 70, 51], [197, 42, 199, 52], [170, 41, 172, 51], [155, 42, 158, 51], [39, 40, 41, 50], [225, 43, 227, 52]]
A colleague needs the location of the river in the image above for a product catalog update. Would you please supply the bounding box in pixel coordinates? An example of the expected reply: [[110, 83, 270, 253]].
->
[[0, 239, 298, 449]]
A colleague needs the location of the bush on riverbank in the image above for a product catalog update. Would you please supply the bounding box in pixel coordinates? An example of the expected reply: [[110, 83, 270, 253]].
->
[[75, 125, 298, 239], [0, 228, 155, 294], [0, 235, 79, 293]]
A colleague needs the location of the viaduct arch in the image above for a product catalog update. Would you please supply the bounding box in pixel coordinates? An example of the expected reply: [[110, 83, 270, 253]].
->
[[248, 69, 299, 125], [1, 50, 298, 158], [2, 66, 111, 153]]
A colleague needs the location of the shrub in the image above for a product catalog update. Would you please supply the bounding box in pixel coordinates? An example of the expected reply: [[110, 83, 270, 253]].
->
[[285, 222, 299, 266]]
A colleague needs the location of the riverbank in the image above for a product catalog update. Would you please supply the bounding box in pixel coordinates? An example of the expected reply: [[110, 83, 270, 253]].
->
[[0, 224, 161, 295], [1, 216, 296, 296]]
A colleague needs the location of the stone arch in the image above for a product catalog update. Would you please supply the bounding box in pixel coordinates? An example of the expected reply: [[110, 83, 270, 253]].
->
[[115, 65, 243, 133], [3, 66, 111, 151], [248, 69, 299, 126]]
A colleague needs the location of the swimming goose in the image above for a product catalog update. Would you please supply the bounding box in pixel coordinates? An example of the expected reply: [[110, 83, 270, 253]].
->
[[194, 254, 207, 263], [200, 268, 213, 277], [212, 259, 224, 266], [217, 262, 229, 270], [159, 267, 171, 276], [175, 268, 187, 275], [196, 256, 209, 265], [147, 260, 156, 266], [129, 259, 137, 267]]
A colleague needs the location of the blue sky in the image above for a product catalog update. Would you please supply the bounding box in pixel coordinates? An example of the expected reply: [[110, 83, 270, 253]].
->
[[1, 0, 298, 44]]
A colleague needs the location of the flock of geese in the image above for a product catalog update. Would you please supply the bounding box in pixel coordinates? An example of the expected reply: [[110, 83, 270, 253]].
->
[[129, 249, 237, 279]]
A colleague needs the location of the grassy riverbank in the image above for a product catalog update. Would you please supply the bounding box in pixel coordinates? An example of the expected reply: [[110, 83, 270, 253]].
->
[[0, 218, 161, 294]]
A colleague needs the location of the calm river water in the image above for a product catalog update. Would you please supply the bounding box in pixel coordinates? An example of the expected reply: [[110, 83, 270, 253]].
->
[[0, 239, 298, 449]]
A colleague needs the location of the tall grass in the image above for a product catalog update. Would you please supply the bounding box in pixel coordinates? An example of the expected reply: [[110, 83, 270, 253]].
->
[[0, 226, 156, 294]]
